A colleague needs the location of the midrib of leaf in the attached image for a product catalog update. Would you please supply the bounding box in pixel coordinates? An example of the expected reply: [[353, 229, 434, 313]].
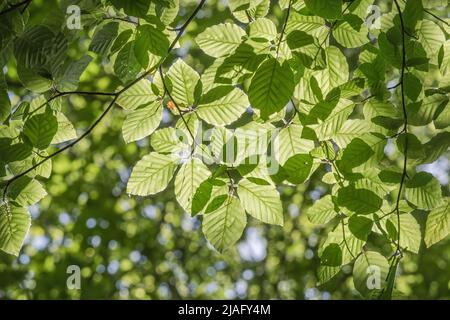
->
[[218, 196, 233, 249], [266, 60, 278, 106]]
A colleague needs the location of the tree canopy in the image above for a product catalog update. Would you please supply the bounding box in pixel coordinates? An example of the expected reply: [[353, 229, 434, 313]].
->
[[0, 0, 449, 300]]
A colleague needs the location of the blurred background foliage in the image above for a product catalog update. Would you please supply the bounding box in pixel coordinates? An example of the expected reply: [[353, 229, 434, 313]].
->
[[0, 0, 449, 299]]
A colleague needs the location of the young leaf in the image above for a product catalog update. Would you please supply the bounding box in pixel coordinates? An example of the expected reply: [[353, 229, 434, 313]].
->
[[8, 177, 47, 207], [127, 152, 179, 196], [23, 110, 58, 150], [174, 158, 211, 213], [237, 178, 283, 226], [114, 41, 142, 83], [307, 195, 338, 226], [304, 0, 342, 20], [0, 203, 31, 256], [425, 199, 450, 248], [167, 59, 201, 107], [134, 24, 169, 68], [273, 124, 315, 165], [122, 101, 163, 143], [197, 86, 249, 126], [202, 195, 247, 252], [337, 185, 382, 214], [116, 79, 158, 110], [196, 23, 245, 58], [248, 57, 295, 120], [405, 172, 443, 210], [52, 112, 77, 144], [353, 251, 390, 298]]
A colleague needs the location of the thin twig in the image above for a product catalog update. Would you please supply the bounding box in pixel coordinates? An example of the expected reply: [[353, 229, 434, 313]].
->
[[0, 0, 32, 16], [424, 8, 450, 27], [103, 16, 139, 26], [276, 0, 292, 58], [24, 90, 116, 119]]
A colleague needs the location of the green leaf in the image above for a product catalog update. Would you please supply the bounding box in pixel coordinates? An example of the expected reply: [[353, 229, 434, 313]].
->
[[52, 112, 77, 144], [422, 132, 450, 164], [321, 243, 342, 267], [321, 220, 364, 265], [202, 195, 247, 252], [23, 110, 58, 150], [417, 20, 445, 56], [334, 16, 369, 49], [16, 64, 53, 93], [332, 119, 372, 148], [348, 215, 373, 241], [313, 47, 349, 95], [237, 178, 283, 226], [134, 24, 169, 68], [110, 0, 151, 18], [285, 12, 327, 37], [114, 41, 142, 83], [304, 0, 342, 20], [338, 185, 382, 214], [425, 199, 450, 248], [150, 127, 187, 154], [308, 99, 355, 142], [387, 213, 421, 253], [337, 133, 386, 174], [408, 94, 448, 126], [89, 22, 119, 56], [110, 29, 133, 55], [353, 251, 390, 298], [286, 30, 314, 50], [167, 59, 201, 107], [402, 0, 424, 31], [307, 195, 338, 225], [0, 203, 30, 256], [122, 101, 162, 143], [248, 57, 295, 120], [229, 0, 270, 23], [405, 172, 443, 210], [116, 78, 158, 110], [8, 177, 47, 207], [283, 153, 314, 184], [273, 124, 315, 165], [248, 18, 277, 41], [196, 23, 245, 58], [0, 89, 11, 123], [127, 152, 179, 196], [396, 133, 425, 160], [54, 56, 92, 92], [404, 73, 422, 102], [14, 25, 61, 69], [197, 86, 249, 126], [174, 158, 211, 213]]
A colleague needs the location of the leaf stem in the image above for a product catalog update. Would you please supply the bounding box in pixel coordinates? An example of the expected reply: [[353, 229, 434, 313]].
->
[[157, 66, 197, 150]]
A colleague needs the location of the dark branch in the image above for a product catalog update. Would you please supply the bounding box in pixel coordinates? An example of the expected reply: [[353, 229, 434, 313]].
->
[[0, 0, 32, 16], [157, 66, 197, 147], [424, 8, 450, 27]]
